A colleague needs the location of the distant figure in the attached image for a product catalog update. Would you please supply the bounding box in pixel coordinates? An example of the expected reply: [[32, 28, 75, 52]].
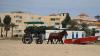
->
[[64, 31, 68, 39]]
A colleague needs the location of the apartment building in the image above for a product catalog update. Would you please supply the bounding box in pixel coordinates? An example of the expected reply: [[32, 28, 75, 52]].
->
[[33, 13, 67, 27], [0, 12, 66, 37], [0, 12, 32, 37], [72, 13, 98, 29]]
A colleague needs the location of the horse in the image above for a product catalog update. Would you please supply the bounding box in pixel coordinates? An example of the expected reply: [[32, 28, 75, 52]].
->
[[47, 30, 68, 44]]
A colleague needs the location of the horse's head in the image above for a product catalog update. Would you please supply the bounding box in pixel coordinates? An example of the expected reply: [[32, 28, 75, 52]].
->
[[60, 30, 68, 36]]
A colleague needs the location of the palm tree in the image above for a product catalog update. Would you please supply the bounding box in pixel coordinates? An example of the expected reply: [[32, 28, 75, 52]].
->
[[3, 15, 11, 37], [0, 18, 4, 37], [10, 23, 17, 38]]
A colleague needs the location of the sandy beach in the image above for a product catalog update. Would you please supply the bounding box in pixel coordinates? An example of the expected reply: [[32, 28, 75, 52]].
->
[[0, 40, 100, 56]]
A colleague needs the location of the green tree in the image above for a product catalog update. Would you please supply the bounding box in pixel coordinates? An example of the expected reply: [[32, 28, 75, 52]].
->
[[68, 20, 79, 30], [61, 13, 71, 28], [91, 28, 96, 36], [90, 28, 99, 36], [3, 15, 11, 37], [80, 23, 91, 36], [0, 18, 4, 37]]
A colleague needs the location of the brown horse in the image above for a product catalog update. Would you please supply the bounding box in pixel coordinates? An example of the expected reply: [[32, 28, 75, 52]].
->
[[47, 30, 68, 44]]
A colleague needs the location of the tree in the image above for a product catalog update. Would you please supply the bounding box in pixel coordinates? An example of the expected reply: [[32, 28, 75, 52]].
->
[[90, 28, 99, 36], [10, 23, 17, 38], [0, 18, 4, 37], [80, 23, 91, 36], [68, 20, 79, 30], [61, 13, 71, 28], [91, 28, 96, 36], [3, 15, 11, 37]]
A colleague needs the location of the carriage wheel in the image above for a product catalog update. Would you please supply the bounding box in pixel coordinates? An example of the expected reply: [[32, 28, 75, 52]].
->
[[22, 37, 33, 44], [35, 39, 43, 44]]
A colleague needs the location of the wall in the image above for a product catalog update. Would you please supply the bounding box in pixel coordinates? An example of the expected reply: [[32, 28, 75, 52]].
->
[[45, 30, 86, 39]]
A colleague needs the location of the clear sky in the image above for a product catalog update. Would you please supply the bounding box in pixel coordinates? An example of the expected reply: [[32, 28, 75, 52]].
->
[[0, 0, 100, 16]]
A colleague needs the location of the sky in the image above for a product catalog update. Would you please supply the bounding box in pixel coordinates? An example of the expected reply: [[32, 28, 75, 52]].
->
[[0, 0, 100, 17]]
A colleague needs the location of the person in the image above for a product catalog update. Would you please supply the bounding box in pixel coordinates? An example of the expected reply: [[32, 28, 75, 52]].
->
[[64, 31, 68, 39]]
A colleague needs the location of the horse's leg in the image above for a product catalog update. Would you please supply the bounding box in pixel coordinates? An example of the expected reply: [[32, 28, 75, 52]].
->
[[52, 39, 55, 44], [53, 39, 56, 44], [52, 39, 56, 44], [58, 39, 61, 44], [61, 39, 64, 44], [57, 39, 60, 44], [47, 39, 50, 44], [56, 39, 58, 44], [56, 39, 61, 44], [50, 39, 53, 44]]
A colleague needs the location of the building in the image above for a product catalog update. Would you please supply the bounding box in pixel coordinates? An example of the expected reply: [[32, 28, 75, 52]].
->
[[31, 13, 67, 28], [0, 12, 66, 37], [1, 12, 100, 38], [72, 13, 98, 29], [0, 12, 33, 37]]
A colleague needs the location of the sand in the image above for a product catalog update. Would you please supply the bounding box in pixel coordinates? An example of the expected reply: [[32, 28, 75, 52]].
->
[[0, 40, 100, 56]]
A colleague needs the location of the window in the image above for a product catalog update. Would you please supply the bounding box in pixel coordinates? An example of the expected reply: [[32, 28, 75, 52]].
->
[[14, 16, 16, 18], [15, 30, 22, 33], [16, 20, 22, 23], [14, 15, 22, 19], [55, 23, 60, 25], [51, 18, 55, 21], [38, 17, 41, 20], [15, 26, 19, 29], [56, 18, 60, 20]]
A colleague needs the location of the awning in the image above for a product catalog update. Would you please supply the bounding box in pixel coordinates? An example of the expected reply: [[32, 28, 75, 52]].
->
[[24, 22, 44, 24]]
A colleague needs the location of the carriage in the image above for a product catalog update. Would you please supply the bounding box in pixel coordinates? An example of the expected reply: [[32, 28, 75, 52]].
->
[[22, 26, 45, 44], [22, 26, 67, 44]]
